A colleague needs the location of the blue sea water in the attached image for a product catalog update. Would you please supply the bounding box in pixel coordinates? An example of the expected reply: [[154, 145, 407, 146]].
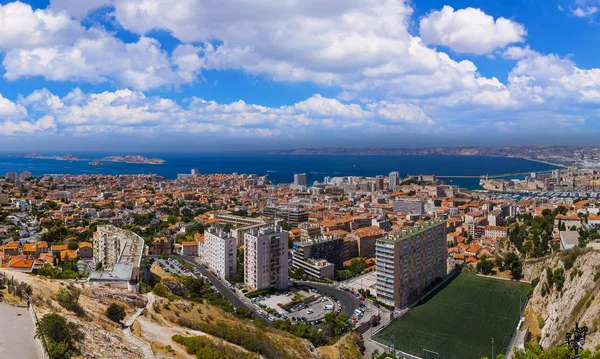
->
[[0, 153, 558, 190]]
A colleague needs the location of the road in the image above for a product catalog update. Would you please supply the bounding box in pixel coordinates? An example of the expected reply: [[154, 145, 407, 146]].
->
[[0, 304, 43, 359], [298, 281, 361, 316], [180, 256, 259, 318], [179, 257, 362, 321]]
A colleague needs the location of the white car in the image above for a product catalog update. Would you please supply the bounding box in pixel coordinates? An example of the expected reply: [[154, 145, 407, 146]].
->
[[307, 309, 314, 314]]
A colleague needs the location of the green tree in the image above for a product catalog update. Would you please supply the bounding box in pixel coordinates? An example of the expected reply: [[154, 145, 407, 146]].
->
[[106, 303, 126, 323], [35, 313, 84, 359], [476, 258, 495, 275], [503, 252, 523, 279]]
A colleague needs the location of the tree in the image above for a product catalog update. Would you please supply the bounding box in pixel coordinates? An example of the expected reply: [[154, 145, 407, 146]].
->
[[503, 252, 523, 279], [67, 241, 79, 250], [36, 313, 84, 359], [106, 303, 126, 323], [476, 258, 495, 275]]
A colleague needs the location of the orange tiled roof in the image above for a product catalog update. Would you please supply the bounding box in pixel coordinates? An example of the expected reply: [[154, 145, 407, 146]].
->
[[52, 244, 68, 252]]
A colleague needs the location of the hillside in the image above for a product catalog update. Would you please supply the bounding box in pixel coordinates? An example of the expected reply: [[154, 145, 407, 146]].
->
[[523, 250, 600, 349], [0, 269, 320, 359]]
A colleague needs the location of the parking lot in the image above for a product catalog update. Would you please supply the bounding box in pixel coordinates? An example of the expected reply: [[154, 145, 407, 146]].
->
[[253, 287, 339, 324], [155, 258, 193, 276]]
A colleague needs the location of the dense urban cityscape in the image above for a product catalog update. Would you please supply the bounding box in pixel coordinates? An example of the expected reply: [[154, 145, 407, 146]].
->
[[0, 162, 599, 358], [2, 0, 600, 358]]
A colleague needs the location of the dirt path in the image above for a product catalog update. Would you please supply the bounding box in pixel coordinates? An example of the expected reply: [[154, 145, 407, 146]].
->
[[122, 292, 156, 359]]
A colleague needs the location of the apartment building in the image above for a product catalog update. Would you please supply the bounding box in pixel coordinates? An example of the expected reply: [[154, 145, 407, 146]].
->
[[392, 199, 425, 215], [293, 258, 335, 280], [376, 220, 447, 308], [93, 225, 145, 277], [292, 233, 354, 270], [204, 227, 237, 280], [484, 225, 508, 239], [244, 226, 289, 290], [263, 205, 308, 227]]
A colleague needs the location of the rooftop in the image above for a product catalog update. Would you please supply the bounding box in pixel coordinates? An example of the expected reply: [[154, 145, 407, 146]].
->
[[379, 220, 445, 243]]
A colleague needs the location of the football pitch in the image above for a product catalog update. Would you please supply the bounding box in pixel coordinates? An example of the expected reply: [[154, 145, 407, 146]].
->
[[373, 274, 530, 359]]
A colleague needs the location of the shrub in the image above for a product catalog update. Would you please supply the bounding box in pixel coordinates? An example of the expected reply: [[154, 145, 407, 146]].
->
[[56, 288, 84, 316], [35, 313, 84, 359], [106, 303, 126, 323], [172, 334, 256, 359]]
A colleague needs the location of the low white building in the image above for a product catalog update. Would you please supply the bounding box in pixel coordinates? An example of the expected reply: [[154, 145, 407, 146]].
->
[[559, 231, 580, 250]]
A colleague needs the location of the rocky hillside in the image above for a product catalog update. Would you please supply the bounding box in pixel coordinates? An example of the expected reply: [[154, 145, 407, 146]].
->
[[0, 268, 320, 359], [523, 250, 600, 349]]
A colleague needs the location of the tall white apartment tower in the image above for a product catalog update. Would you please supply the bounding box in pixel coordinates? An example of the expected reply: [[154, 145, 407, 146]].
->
[[204, 227, 237, 280], [294, 173, 307, 186], [388, 171, 400, 191], [376, 220, 446, 308], [244, 226, 289, 290]]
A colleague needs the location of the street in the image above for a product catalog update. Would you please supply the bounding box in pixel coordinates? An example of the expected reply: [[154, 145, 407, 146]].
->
[[180, 256, 258, 318], [298, 281, 361, 316], [179, 256, 362, 323]]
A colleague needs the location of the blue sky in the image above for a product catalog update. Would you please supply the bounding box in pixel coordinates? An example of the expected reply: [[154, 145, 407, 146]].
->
[[0, 0, 598, 151]]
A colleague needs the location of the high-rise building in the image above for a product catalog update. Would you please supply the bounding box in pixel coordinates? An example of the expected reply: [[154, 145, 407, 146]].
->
[[191, 168, 199, 176], [19, 171, 32, 181], [388, 171, 400, 191], [244, 226, 289, 290], [294, 173, 307, 186], [204, 227, 237, 280], [5, 172, 17, 181], [376, 220, 446, 308], [375, 175, 385, 191]]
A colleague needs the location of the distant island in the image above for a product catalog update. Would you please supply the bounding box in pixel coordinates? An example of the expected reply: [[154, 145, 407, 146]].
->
[[102, 155, 165, 165], [13, 153, 85, 161], [12, 153, 165, 165]]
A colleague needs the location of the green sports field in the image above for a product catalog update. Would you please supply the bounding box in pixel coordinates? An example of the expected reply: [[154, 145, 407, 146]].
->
[[373, 274, 530, 359]]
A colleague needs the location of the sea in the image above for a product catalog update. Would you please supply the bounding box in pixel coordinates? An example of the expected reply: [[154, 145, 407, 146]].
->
[[0, 153, 559, 190]]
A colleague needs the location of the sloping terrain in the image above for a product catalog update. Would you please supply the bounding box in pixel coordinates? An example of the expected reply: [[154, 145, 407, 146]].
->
[[523, 250, 600, 349], [0, 268, 320, 359]]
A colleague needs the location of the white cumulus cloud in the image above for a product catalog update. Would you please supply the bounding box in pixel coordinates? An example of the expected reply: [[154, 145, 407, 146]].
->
[[419, 6, 526, 55]]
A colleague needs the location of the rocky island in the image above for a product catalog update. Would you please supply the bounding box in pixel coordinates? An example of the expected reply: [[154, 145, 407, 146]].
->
[[12, 153, 165, 165], [12, 153, 85, 161], [101, 155, 165, 164]]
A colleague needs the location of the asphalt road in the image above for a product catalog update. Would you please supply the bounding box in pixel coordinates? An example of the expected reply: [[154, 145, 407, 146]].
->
[[0, 304, 43, 359], [178, 257, 361, 321], [298, 281, 361, 316], [180, 256, 259, 318]]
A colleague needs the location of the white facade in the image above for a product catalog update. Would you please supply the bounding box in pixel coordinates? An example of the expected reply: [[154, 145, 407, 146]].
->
[[92, 225, 145, 280], [204, 227, 237, 280], [244, 226, 289, 290]]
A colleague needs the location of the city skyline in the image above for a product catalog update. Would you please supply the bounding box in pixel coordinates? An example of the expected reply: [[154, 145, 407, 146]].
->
[[0, 0, 599, 151]]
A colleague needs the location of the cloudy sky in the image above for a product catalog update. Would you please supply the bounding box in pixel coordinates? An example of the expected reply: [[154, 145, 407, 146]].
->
[[0, 0, 599, 151]]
